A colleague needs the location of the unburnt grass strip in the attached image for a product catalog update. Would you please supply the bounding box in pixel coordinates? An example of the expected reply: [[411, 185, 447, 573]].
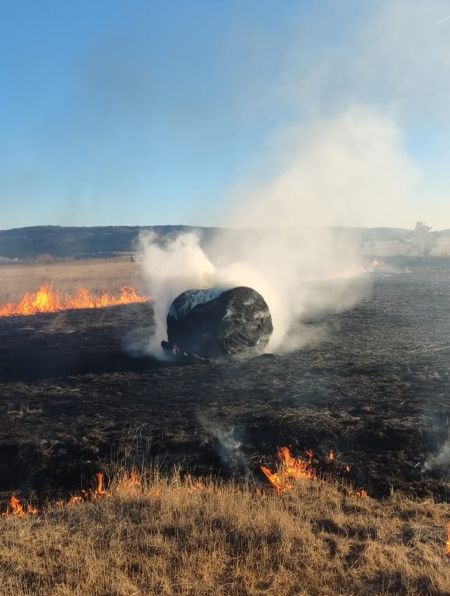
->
[[0, 471, 449, 596]]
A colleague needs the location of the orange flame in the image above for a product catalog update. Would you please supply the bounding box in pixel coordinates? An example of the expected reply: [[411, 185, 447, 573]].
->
[[261, 447, 317, 493], [68, 491, 88, 505], [116, 470, 142, 494], [0, 284, 149, 317], [261, 447, 368, 497], [92, 472, 111, 499], [1, 495, 38, 517], [445, 523, 450, 558], [2, 472, 113, 517]]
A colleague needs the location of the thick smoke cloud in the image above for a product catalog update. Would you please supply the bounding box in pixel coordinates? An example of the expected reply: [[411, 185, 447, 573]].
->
[[137, 1, 449, 355], [138, 106, 422, 356]]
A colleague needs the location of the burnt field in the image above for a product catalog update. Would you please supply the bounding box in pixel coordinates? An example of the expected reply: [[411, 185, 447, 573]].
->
[[0, 258, 449, 504]]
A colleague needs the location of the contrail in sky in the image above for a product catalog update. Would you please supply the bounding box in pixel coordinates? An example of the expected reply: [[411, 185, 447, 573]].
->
[[426, 14, 450, 29]]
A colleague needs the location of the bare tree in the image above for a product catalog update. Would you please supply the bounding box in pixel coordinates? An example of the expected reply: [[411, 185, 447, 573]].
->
[[411, 221, 438, 256]]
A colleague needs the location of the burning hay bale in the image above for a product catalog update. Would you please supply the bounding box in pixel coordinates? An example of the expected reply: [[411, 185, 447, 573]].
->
[[163, 286, 273, 358]]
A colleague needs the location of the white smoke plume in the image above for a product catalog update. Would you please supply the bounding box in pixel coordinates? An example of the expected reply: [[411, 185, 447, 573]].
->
[[423, 442, 450, 474], [138, 231, 215, 355], [138, 106, 421, 357]]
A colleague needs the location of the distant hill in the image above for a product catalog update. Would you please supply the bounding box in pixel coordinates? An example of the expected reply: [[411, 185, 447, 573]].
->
[[0, 224, 446, 261], [0, 225, 220, 260]]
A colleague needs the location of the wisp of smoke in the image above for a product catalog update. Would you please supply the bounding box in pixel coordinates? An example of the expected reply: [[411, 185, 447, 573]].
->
[[137, 106, 420, 358], [423, 442, 450, 474], [196, 414, 250, 476]]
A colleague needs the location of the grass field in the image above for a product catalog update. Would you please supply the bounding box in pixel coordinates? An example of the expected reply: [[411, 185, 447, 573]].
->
[[0, 258, 143, 304], [1, 471, 449, 596]]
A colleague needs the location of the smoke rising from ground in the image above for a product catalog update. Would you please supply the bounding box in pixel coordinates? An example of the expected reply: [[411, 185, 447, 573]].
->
[[423, 442, 450, 475], [196, 414, 250, 476], [138, 106, 423, 356]]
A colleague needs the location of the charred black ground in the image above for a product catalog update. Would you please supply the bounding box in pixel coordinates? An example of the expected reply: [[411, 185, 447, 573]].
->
[[0, 257, 449, 504]]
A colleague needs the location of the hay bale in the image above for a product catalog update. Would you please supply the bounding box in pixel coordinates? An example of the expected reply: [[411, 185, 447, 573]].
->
[[165, 286, 273, 358]]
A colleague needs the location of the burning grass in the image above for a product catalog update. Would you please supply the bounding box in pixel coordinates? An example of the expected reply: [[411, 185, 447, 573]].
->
[[0, 258, 141, 302], [261, 446, 319, 492], [0, 284, 149, 317], [0, 470, 449, 595]]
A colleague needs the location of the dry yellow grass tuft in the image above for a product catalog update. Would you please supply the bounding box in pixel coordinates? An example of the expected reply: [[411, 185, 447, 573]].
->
[[0, 472, 449, 595]]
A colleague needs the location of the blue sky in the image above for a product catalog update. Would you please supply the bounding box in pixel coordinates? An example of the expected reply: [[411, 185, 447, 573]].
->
[[1, 1, 449, 229]]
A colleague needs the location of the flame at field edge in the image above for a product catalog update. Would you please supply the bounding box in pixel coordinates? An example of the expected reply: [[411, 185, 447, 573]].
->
[[0, 284, 150, 317]]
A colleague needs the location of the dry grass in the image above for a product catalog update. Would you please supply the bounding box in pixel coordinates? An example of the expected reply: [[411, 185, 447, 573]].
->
[[0, 259, 142, 303], [0, 472, 449, 596]]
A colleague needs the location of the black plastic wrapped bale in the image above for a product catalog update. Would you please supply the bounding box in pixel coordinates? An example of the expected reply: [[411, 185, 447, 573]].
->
[[166, 286, 273, 358]]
